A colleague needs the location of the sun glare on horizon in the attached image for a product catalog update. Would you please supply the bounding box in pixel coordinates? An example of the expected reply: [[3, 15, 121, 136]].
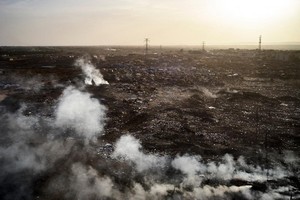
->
[[216, 0, 294, 25]]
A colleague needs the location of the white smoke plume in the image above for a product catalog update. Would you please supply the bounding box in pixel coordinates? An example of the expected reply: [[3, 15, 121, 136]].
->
[[206, 153, 236, 180], [0, 80, 109, 199], [201, 87, 218, 98], [112, 134, 166, 172], [0, 103, 76, 172], [109, 134, 298, 200], [190, 185, 253, 200], [75, 58, 109, 86], [1, 100, 297, 200], [148, 183, 175, 198], [283, 150, 299, 165], [70, 163, 115, 200], [7, 104, 40, 132], [171, 155, 205, 187], [55, 86, 107, 142], [0, 138, 74, 173], [1, 106, 298, 200]]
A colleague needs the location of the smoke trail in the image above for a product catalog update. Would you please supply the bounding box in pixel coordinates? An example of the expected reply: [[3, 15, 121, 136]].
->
[[75, 58, 108, 86]]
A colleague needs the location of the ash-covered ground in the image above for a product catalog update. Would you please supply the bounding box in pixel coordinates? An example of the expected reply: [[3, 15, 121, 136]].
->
[[0, 46, 299, 200]]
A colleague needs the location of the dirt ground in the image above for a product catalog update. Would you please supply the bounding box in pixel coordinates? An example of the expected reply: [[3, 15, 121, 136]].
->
[[1, 47, 298, 157], [0, 46, 299, 199]]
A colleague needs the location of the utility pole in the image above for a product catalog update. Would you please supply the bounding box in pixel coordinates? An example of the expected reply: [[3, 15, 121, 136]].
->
[[202, 41, 205, 51], [259, 35, 262, 51], [160, 45, 162, 55], [145, 38, 149, 54]]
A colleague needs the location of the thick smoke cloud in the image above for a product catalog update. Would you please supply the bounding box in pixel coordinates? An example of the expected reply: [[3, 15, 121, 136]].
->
[[0, 104, 73, 173], [0, 61, 109, 199], [0, 104, 75, 200], [55, 86, 107, 142]]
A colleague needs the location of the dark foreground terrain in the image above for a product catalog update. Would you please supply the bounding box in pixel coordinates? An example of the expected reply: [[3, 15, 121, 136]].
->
[[0, 46, 299, 200]]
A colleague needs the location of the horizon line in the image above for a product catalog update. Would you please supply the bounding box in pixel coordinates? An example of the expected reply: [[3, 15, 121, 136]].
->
[[1, 41, 300, 47]]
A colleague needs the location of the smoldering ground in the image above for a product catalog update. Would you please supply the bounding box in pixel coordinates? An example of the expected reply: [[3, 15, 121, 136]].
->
[[0, 58, 299, 200], [75, 57, 109, 86]]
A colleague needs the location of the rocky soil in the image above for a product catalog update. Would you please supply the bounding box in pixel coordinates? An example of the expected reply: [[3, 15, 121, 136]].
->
[[0, 46, 299, 199]]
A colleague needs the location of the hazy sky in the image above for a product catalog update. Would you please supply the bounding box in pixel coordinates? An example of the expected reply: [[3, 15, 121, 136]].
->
[[0, 0, 299, 46]]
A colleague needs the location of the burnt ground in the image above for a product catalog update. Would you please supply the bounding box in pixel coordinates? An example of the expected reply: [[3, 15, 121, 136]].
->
[[0, 46, 299, 199], [1, 47, 299, 157]]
